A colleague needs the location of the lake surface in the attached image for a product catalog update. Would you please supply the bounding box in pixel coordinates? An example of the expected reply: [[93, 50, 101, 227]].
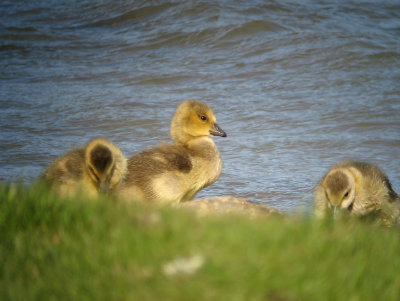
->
[[1, 0, 399, 213]]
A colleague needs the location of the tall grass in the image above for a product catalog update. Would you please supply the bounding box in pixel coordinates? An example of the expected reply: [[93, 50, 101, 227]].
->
[[1, 184, 399, 301]]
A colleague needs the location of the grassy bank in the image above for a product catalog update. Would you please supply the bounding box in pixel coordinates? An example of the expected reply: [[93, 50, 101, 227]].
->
[[1, 185, 399, 301]]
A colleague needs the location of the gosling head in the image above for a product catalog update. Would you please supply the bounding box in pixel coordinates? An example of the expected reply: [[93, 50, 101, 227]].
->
[[170, 100, 227, 145], [322, 169, 356, 216], [85, 138, 127, 194]]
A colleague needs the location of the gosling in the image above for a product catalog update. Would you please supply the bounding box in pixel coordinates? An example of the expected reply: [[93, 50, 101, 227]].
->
[[314, 160, 400, 223], [116, 100, 227, 204], [42, 137, 127, 199]]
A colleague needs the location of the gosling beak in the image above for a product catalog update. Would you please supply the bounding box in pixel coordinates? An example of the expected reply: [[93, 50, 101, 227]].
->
[[333, 206, 339, 219], [99, 180, 111, 194], [209, 123, 227, 137]]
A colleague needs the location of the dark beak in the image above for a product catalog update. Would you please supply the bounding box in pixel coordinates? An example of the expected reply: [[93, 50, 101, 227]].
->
[[209, 123, 227, 137], [99, 179, 111, 194]]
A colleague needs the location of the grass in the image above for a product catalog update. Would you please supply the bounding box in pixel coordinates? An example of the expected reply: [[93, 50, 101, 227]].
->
[[1, 184, 400, 301]]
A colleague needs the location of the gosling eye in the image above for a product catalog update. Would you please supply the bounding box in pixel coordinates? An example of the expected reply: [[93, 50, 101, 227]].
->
[[343, 190, 350, 198], [200, 115, 207, 121]]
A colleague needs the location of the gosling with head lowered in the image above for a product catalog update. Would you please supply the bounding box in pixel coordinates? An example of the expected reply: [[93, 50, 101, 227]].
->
[[42, 137, 127, 199], [314, 160, 400, 224], [116, 100, 227, 204]]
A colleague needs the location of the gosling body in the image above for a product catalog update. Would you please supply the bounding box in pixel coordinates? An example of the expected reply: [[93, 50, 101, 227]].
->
[[117, 100, 227, 204], [42, 137, 127, 199], [314, 160, 400, 223]]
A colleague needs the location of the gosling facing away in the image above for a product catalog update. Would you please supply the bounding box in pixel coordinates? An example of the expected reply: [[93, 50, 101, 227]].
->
[[42, 137, 127, 199], [314, 160, 400, 223], [116, 100, 227, 204]]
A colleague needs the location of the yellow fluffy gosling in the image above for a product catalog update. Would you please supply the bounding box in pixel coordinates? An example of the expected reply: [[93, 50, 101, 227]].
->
[[42, 137, 127, 199], [116, 100, 227, 204], [314, 160, 400, 224]]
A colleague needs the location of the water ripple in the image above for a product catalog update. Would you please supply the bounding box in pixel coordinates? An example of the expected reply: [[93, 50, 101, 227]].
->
[[1, 0, 399, 212]]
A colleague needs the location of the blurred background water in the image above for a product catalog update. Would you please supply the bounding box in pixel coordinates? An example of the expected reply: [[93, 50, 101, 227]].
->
[[1, 0, 399, 213]]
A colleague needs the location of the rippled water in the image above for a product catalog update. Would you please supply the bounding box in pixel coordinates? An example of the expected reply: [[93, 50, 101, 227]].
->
[[1, 0, 399, 213]]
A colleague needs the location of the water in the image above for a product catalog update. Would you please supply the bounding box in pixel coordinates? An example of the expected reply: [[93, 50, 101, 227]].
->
[[1, 0, 399, 213]]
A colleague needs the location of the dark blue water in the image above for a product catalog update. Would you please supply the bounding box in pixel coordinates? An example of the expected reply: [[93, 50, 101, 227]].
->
[[1, 0, 399, 212]]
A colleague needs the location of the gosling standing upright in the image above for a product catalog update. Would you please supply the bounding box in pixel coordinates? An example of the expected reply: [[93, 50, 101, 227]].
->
[[42, 137, 127, 199], [117, 100, 227, 204], [314, 160, 400, 223]]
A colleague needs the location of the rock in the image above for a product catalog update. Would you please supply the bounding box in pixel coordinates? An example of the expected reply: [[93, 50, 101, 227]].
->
[[179, 196, 286, 218]]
